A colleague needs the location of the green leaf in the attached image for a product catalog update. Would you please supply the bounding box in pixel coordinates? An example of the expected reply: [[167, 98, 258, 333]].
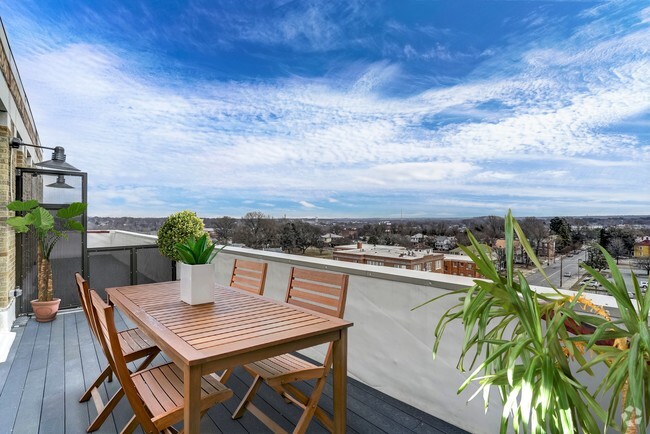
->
[[174, 233, 219, 265], [56, 202, 87, 219], [31, 207, 55, 231], [6, 199, 39, 212], [66, 220, 85, 232], [5, 216, 30, 232]]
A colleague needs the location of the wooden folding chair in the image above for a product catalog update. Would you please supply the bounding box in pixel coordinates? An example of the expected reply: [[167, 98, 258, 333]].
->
[[75, 273, 160, 432], [231, 267, 349, 434], [216, 259, 269, 384], [89, 289, 233, 433], [229, 259, 268, 295]]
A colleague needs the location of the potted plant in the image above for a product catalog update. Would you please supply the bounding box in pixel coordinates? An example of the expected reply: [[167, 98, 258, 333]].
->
[[6, 199, 87, 322], [176, 233, 225, 305], [416, 211, 649, 433]]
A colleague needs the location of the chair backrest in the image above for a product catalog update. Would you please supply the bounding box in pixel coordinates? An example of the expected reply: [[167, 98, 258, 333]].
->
[[230, 259, 268, 295], [285, 267, 349, 372], [285, 267, 348, 319], [89, 290, 159, 433], [75, 272, 100, 340]]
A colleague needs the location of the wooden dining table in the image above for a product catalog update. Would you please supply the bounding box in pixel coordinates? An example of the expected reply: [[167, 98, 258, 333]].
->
[[106, 281, 353, 434]]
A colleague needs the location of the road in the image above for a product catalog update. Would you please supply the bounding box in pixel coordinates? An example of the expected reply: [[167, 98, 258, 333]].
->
[[526, 251, 588, 289], [526, 254, 649, 293]]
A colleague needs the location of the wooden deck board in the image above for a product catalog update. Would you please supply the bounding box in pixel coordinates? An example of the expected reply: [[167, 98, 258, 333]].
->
[[1, 311, 466, 434], [40, 315, 66, 434], [0, 318, 38, 432], [63, 313, 92, 433]]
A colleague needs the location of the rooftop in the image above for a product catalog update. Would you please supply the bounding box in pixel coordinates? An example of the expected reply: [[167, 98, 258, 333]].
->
[[334, 244, 441, 260]]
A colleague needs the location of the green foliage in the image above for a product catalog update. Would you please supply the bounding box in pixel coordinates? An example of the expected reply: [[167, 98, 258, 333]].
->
[[416, 211, 607, 433], [579, 248, 650, 433], [174, 233, 224, 265], [157, 210, 206, 261], [6, 200, 87, 260], [416, 211, 650, 433]]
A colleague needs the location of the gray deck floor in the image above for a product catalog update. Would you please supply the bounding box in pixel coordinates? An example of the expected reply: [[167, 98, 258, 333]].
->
[[0, 309, 466, 434]]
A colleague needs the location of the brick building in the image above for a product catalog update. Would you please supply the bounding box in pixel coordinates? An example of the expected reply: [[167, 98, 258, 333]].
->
[[443, 254, 483, 278], [0, 18, 44, 332], [333, 243, 444, 272]]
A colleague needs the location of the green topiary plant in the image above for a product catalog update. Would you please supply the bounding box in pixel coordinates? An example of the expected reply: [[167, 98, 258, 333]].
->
[[157, 210, 206, 261]]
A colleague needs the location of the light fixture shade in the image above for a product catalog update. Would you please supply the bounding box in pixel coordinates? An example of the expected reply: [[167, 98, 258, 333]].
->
[[36, 146, 80, 171], [46, 174, 74, 189]]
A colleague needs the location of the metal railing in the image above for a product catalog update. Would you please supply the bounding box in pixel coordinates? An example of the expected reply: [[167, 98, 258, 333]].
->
[[87, 244, 173, 299]]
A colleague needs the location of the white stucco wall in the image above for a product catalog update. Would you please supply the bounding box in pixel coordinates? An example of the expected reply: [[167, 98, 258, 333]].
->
[[214, 247, 502, 433]]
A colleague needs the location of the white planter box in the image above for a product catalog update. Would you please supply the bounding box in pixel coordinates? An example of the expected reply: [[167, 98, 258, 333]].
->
[[179, 263, 215, 305]]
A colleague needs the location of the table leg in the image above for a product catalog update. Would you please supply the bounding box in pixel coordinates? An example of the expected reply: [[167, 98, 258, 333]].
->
[[184, 364, 202, 434], [332, 329, 348, 433]]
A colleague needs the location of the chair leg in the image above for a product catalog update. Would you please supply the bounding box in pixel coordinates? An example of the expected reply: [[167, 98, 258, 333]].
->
[[120, 415, 139, 434], [283, 383, 333, 432], [293, 376, 329, 434], [87, 387, 125, 432], [218, 368, 233, 384], [80, 365, 112, 402], [232, 375, 263, 419], [133, 351, 158, 372]]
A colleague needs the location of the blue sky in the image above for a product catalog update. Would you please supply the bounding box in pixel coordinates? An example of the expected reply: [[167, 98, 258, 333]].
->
[[1, 1, 648, 218]]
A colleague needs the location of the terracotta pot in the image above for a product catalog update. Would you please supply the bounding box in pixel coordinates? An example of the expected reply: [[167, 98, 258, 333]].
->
[[31, 298, 61, 323]]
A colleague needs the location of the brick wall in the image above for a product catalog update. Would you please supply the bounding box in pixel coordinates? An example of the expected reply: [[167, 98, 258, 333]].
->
[[0, 125, 15, 308]]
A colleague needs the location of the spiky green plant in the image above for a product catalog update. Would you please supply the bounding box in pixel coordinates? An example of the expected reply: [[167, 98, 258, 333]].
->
[[175, 233, 224, 265], [415, 211, 606, 433], [578, 247, 650, 433]]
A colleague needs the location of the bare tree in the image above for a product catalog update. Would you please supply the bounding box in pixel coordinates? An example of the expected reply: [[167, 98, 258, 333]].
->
[[213, 216, 237, 243], [606, 237, 627, 264], [519, 217, 549, 259], [234, 211, 277, 248], [481, 215, 505, 246]]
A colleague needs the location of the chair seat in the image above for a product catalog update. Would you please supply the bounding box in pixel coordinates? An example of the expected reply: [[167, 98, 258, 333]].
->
[[244, 354, 325, 386], [118, 327, 158, 360], [132, 363, 233, 428]]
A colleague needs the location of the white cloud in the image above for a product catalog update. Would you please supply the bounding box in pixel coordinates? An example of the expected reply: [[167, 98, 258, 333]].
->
[[299, 201, 319, 209], [3, 1, 649, 217]]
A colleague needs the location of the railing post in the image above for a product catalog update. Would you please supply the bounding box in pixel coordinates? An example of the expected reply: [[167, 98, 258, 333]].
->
[[130, 247, 137, 285]]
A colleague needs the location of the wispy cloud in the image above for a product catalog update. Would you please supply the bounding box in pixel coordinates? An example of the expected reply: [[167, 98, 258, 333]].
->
[[0, 0, 648, 218], [299, 201, 319, 209]]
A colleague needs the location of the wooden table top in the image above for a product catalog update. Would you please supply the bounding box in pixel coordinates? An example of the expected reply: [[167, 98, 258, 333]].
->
[[107, 281, 353, 368]]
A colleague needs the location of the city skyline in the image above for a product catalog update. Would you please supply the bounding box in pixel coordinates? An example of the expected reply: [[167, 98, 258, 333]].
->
[[1, 1, 648, 218]]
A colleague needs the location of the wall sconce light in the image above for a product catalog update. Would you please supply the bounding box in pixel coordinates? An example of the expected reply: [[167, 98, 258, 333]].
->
[[46, 174, 74, 189], [9, 137, 80, 171]]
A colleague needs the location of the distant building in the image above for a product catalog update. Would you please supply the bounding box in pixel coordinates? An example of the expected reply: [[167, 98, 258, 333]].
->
[[433, 236, 456, 251], [321, 233, 343, 244], [635, 240, 650, 257], [333, 243, 444, 272], [443, 254, 483, 278], [450, 243, 492, 257], [494, 237, 556, 263], [410, 233, 424, 243]]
